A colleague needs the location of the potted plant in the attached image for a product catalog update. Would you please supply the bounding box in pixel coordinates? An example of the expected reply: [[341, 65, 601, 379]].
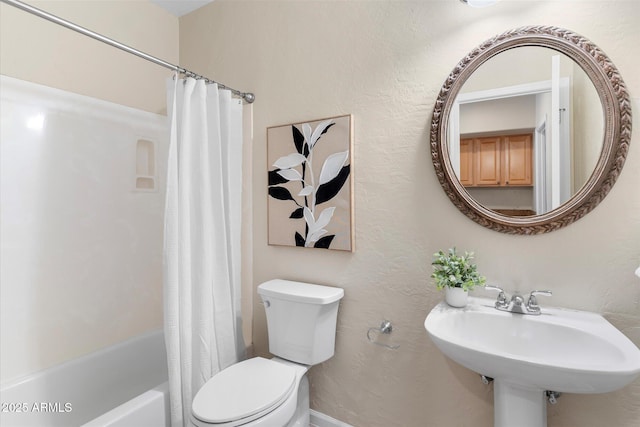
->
[[431, 247, 486, 307]]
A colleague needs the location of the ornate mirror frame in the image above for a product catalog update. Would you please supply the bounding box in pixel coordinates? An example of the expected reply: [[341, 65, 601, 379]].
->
[[430, 26, 631, 234]]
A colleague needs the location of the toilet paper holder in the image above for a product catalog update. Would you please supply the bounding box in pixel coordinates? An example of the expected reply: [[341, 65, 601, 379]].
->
[[367, 320, 400, 350]]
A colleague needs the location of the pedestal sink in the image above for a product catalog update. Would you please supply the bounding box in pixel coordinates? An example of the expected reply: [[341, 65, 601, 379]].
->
[[424, 297, 640, 427]]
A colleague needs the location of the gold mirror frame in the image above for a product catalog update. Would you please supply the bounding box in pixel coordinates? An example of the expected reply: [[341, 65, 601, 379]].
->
[[430, 26, 631, 235]]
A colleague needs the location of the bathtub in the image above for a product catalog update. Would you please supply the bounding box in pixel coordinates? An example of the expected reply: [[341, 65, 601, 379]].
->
[[0, 330, 169, 427]]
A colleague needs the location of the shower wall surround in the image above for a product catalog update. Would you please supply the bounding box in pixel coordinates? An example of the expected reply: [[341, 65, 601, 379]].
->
[[0, 0, 178, 385], [1, 1, 257, 388], [180, 1, 640, 426], [0, 76, 168, 383]]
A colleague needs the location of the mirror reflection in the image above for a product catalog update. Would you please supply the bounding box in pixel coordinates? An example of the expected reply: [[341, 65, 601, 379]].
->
[[447, 47, 604, 216]]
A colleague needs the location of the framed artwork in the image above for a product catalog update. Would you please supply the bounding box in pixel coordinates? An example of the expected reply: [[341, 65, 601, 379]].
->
[[267, 114, 354, 251]]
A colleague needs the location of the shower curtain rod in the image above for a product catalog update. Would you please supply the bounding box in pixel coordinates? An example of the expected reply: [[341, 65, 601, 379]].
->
[[1, 0, 255, 103]]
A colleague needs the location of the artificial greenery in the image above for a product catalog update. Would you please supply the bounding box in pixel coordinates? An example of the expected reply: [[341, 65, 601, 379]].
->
[[431, 247, 486, 291]]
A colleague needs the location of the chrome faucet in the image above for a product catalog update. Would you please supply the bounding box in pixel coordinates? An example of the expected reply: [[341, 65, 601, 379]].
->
[[484, 285, 508, 309], [484, 286, 552, 315], [526, 290, 553, 315]]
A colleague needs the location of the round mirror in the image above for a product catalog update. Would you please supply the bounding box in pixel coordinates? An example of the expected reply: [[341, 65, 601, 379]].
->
[[430, 26, 631, 234]]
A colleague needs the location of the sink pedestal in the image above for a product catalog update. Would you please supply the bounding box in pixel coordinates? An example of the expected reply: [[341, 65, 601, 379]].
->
[[494, 381, 547, 427]]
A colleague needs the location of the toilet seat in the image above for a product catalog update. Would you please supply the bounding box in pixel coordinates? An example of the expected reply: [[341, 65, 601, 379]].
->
[[192, 357, 297, 426]]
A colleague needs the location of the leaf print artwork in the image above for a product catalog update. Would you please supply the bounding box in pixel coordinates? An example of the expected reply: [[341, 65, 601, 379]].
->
[[267, 115, 354, 251]]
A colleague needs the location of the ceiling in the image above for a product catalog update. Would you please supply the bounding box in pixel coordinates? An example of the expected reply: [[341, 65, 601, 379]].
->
[[149, 0, 214, 17]]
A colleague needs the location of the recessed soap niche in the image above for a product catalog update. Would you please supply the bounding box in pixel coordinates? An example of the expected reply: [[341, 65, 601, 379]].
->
[[135, 138, 156, 191]]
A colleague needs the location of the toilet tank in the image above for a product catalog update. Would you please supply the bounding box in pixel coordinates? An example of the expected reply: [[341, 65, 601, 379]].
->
[[258, 279, 344, 365]]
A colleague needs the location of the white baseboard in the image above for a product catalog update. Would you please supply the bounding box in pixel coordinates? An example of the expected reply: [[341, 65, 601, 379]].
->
[[309, 409, 353, 427]]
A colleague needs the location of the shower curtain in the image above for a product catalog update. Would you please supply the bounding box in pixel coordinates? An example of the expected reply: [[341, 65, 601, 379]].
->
[[163, 77, 245, 427]]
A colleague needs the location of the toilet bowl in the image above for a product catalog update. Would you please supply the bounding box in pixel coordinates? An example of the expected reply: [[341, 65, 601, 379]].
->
[[191, 279, 344, 427], [191, 357, 309, 427]]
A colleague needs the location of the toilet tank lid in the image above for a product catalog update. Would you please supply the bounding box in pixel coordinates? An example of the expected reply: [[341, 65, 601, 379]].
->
[[258, 279, 344, 304]]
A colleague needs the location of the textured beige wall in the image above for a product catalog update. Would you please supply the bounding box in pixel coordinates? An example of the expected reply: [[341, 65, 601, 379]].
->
[[0, 0, 178, 114], [181, 1, 640, 425], [179, 1, 640, 426], [0, 0, 178, 380]]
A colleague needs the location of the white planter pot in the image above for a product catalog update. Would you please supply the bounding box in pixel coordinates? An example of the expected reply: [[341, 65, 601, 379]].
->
[[445, 287, 468, 307]]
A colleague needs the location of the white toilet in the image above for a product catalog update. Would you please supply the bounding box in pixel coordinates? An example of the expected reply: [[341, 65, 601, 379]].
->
[[191, 279, 344, 427]]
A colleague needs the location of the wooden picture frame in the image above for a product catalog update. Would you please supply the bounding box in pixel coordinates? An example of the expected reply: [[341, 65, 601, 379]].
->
[[267, 115, 354, 251]]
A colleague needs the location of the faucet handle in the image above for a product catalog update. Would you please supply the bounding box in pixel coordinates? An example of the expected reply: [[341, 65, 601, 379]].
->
[[527, 290, 552, 312], [484, 285, 508, 307]]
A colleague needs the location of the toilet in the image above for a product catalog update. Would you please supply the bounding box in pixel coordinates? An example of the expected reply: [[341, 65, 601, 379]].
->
[[191, 279, 344, 427]]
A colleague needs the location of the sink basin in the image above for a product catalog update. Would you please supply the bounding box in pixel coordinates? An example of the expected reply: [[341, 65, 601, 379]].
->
[[425, 297, 640, 426]]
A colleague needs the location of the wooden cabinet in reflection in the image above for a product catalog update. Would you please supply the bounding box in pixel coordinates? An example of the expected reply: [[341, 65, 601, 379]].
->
[[460, 133, 532, 187]]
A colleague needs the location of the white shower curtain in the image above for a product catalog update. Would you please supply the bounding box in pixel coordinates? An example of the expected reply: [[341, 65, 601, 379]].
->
[[163, 77, 245, 427]]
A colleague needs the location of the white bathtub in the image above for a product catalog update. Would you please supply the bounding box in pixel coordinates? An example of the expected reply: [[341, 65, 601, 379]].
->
[[0, 330, 169, 427]]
